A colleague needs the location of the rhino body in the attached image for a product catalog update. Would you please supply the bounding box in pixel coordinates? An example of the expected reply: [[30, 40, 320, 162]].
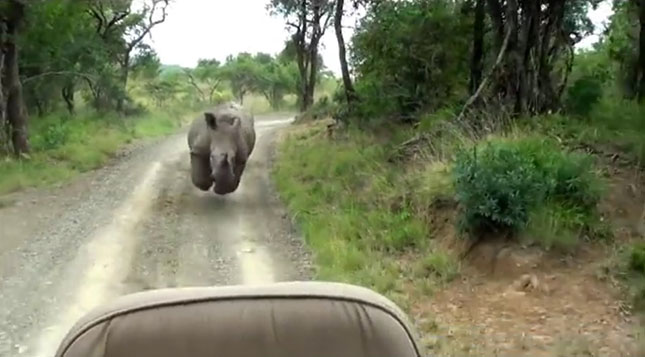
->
[[187, 102, 256, 195]]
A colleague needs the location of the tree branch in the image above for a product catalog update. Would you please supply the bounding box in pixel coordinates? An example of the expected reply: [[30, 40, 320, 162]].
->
[[127, 0, 169, 53], [457, 28, 512, 121], [184, 69, 206, 101], [22, 71, 96, 85]]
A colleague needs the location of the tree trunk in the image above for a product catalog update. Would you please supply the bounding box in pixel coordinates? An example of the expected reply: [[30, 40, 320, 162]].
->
[[516, 0, 539, 114], [116, 53, 130, 113], [486, 0, 505, 50], [0, 21, 9, 155], [4, 0, 30, 155], [638, 0, 645, 101], [296, 44, 308, 112], [334, 0, 357, 104], [62, 83, 75, 115], [297, 0, 309, 112], [31, 87, 45, 117], [305, 42, 318, 111], [470, 0, 485, 94], [0, 21, 6, 137]]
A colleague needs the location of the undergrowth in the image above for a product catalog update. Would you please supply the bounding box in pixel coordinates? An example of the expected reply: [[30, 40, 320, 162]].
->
[[453, 135, 604, 250], [274, 112, 611, 305], [530, 99, 645, 166], [272, 122, 457, 305], [627, 243, 645, 311], [0, 108, 194, 195]]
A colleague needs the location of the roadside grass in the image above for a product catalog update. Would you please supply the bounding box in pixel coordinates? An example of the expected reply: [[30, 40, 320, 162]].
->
[[528, 99, 645, 166], [0, 107, 195, 195], [272, 121, 459, 306], [244, 93, 297, 115], [273, 113, 608, 305]]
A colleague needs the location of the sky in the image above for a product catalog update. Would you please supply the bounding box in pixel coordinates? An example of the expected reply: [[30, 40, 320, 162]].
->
[[142, 0, 614, 76]]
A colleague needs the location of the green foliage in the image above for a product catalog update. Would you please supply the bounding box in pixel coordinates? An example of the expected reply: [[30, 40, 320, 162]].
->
[[524, 202, 606, 251], [566, 75, 605, 116], [604, 0, 641, 97], [454, 140, 546, 233], [273, 122, 458, 300], [624, 243, 645, 311], [418, 250, 460, 283], [300, 96, 337, 120], [221, 53, 264, 103], [214, 52, 300, 109], [349, 0, 470, 121], [630, 243, 645, 275], [453, 137, 602, 238], [12, 0, 174, 118]]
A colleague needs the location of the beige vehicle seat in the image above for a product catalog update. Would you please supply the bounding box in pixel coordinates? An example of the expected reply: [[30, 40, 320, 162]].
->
[[55, 281, 425, 357]]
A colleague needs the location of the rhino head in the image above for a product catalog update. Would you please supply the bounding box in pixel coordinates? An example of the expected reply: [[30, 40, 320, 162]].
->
[[204, 111, 242, 195]]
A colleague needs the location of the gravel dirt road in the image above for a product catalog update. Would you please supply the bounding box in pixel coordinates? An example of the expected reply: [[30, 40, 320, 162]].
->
[[0, 113, 312, 357]]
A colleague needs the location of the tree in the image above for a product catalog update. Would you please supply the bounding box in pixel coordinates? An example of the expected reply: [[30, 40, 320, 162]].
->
[[639, 0, 645, 100], [605, 0, 641, 99], [467, 0, 602, 115], [88, 0, 169, 112], [469, 0, 485, 94], [2, 0, 30, 155], [257, 56, 299, 109], [269, 0, 334, 111], [350, 0, 471, 120], [221, 53, 262, 104], [19, 0, 101, 115], [334, 0, 357, 105], [191, 59, 223, 103]]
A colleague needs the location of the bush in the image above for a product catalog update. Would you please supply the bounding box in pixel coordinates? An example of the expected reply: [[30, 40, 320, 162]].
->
[[453, 137, 601, 238], [349, 0, 470, 121], [565, 75, 604, 116], [630, 243, 645, 275]]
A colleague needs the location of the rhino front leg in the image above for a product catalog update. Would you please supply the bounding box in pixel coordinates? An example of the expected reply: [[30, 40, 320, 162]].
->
[[190, 153, 213, 191]]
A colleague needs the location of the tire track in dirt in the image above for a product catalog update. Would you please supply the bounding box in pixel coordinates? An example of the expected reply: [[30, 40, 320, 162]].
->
[[122, 115, 312, 294]]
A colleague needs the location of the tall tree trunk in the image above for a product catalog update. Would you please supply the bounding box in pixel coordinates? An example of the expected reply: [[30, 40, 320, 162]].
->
[[306, 42, 319, 110], [296, 43, 308, 112], [4, 0, 30, 155], [116, 53, 130, 113], [516, 0, 539, 114], [0, 21, 8, 154], [0, 21, 6, 138], [505, 0, 520, 114], [486, 0, 505, 50], [297, 0, 309, 112], [638, 0, 645, 101], [334, 0, 357, 104], [470, 0, 485, 94], [296, 51, 308, 112]]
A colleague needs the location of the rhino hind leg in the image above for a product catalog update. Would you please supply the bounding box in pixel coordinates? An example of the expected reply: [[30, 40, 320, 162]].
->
[[190, 153, 212, 191]]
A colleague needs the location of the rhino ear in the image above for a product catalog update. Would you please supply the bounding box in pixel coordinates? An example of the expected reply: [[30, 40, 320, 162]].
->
[[204, 112, 217, 129]]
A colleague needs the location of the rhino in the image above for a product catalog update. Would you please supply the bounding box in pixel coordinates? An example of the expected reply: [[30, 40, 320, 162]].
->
[[187, 102, 256, 195]]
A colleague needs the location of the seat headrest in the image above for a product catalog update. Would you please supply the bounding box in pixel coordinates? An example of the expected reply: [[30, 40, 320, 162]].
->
[[55, 281, 425, 357]]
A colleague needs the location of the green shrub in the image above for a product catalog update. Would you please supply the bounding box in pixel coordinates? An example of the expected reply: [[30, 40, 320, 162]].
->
[[453, 137, 601, 238], [349, 0, 470, 121], [630, 243, 645, 275], [419, 250, 459, 283], [524, 203, 590, 251], [453, 140, 546, 234], [626, 243, 645, 311], [565, 75, 604, 116]]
